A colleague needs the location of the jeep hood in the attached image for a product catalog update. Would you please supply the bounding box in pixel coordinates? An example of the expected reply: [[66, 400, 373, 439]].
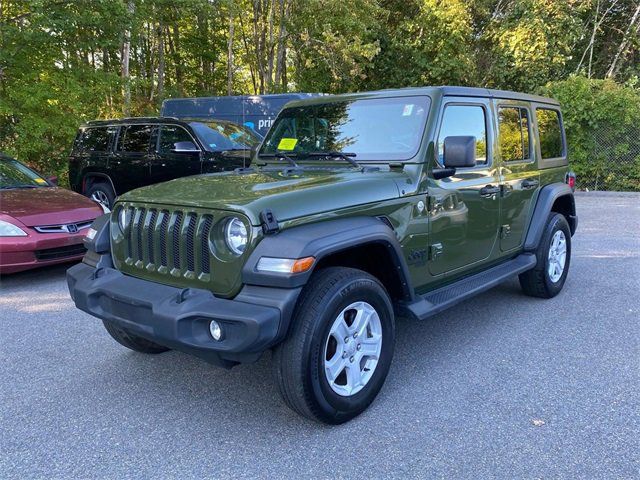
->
[[119, 169, 409, 225]]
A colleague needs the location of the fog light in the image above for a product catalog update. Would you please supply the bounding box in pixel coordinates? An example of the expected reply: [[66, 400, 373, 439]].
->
[[209, 320, 223, 341]]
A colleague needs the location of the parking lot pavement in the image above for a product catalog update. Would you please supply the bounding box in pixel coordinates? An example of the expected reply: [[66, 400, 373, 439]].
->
[[1, 193, 638, 479]]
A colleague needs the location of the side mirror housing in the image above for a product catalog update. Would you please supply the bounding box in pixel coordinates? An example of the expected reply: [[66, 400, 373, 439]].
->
[[443, 136, 476, 168], [171, 141, 199, 153], [47, 175, 58, 186]]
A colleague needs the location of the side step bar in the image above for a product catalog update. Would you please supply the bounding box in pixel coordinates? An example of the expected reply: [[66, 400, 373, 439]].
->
[[397, 253, 537, 321]]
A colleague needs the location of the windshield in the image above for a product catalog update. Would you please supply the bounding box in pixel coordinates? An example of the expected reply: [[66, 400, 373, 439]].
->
[[189, 121, 261, 152], [0, 158, 49, 189], [260, 96, 430, 161]]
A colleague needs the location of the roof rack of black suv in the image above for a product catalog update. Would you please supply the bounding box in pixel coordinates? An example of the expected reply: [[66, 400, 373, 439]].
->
[[86, 117, 181, 125]]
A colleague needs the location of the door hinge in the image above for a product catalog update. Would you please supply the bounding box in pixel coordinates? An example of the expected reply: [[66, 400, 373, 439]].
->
[[500, 224, 511, 239], [429, 243, 443, 260]]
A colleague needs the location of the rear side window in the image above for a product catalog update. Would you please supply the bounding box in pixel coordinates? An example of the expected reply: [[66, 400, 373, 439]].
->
[[75, 127, 111, 152], [119, 125, 153, 152], [498, 107, 531, 162], [536, 108, 564, 159], [158, 126, 194, 152], [438, 105, 488, 165]]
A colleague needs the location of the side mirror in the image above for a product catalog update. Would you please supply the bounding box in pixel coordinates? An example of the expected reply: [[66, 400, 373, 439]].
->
[[171, 141, 199, 153], [47, 175, 58, 186], [443, 136, 476, 168]]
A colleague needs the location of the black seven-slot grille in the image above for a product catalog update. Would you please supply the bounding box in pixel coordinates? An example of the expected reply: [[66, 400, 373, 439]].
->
[[122, 206, 214, 281]]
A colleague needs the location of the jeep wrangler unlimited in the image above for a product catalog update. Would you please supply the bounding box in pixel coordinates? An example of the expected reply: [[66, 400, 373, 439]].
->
[[67, 87, 577, 424]]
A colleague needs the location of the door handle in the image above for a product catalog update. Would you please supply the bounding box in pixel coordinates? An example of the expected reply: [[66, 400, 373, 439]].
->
[[522, 179, 539, 190], [479, 185, 500, 197]]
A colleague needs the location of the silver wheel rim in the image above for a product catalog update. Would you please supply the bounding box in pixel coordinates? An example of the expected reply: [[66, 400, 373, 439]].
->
[[548, 230, 567, 283], [91, 190, 110, 208], [323, 301, 382, 397]]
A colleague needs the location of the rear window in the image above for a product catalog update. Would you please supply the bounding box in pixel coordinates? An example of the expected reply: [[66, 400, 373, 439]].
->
[[536, 108, 564, 159], [75, 127, 111, 152], [118, 125, 153, 152], [498, 107, 531, 162]]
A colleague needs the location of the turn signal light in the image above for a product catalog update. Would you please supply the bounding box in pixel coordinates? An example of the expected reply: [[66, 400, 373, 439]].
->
[[256, 256, 315, 274]]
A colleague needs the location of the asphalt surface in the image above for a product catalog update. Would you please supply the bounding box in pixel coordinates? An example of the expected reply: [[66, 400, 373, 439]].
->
[[1, 193, 638, 479]]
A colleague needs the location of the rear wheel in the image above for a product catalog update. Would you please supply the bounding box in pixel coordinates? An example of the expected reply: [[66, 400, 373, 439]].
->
[[273, 267, 395, 424], [102, 320, 170, 354], [519, 213, 571, 298], [86, 181, 115, 210]]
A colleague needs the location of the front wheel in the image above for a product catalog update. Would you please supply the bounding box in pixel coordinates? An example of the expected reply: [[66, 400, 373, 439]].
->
[[273, 267, 395, 424]]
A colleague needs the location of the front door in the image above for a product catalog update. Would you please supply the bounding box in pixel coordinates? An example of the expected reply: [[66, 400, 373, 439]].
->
[[150, 125, 202, 184], [495, 102, 540, 251], [428, 98, 501, 276]]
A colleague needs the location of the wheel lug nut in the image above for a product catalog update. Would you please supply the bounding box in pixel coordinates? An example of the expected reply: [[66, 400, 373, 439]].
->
[[357, 344, 361, 351], [353, 332, 358, 338], [344, 337, 349, 343], [350, 356, 354, 363]]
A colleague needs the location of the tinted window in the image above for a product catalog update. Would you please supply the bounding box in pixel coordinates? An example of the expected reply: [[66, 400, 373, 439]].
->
[[159, 126, 194, 152], [76, 127, 111, 152], [260, 96, 430, 161], [438, 105, 487, 165], [119, 125, 153, 152], [498, 107, 531, 162], [537, 109, 564, 159]]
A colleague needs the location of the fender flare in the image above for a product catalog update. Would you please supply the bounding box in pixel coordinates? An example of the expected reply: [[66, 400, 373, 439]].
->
[[82, 171, 117, 196], [242, 216, 415, 302], [524, 183, 577, 252]]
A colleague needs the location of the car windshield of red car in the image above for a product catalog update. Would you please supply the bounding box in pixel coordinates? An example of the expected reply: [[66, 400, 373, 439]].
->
[[0, 159, 48, 189]]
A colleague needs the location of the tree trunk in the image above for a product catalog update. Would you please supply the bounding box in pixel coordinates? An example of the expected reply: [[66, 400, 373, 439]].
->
[[606, 3, 640, 78], [227, 13, 234, 96], [121, 0, 134, 116], [157, 22, 165, 100], [274, 0, 287, 90]]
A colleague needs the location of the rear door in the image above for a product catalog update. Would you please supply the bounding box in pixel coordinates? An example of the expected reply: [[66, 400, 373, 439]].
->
[[428, 97, 501, 276], [495, 101, 540, 251], [111, 124, 154, 193], [150, 124, 202, 184]]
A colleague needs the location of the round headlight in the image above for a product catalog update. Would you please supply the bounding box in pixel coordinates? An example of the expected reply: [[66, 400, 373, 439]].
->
[[224, 217, 248, 255], [118, 207, 131, 232]]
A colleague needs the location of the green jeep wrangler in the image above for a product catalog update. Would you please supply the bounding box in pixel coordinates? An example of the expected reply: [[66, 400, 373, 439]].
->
[[68, 87, 577, 424]]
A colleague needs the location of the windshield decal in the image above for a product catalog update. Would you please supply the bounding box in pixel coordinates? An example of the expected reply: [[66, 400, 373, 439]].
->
[[277, 138, 298, 151]]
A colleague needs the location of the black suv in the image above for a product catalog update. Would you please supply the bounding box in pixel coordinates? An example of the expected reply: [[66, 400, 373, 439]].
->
[[69, 117, 261, 208]]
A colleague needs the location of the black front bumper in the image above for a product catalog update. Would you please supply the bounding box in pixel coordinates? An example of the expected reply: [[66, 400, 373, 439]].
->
[[67, 262, 300, 366]]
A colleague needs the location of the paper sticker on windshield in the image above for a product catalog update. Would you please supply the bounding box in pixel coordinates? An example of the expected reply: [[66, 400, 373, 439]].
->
[[277, 138, 298, 151], [402, 104, 415, 116], [34, 178, 47, 185]]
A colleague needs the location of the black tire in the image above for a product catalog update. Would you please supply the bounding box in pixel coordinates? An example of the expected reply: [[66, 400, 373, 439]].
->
[[86, 181, 116, 209], [273, 267, 395, 424], [102, 320, 170, 354], [519, 213, 572, 298]]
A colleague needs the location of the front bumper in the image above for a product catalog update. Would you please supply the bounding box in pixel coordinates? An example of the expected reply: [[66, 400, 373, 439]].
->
[[67, 262, 300, 366], [0, 231, 88, 274]]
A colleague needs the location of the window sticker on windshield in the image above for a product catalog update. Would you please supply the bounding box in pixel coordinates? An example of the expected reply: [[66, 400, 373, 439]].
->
[[34, 178, 47, 185], [402, 104, 415, 116], [277, 138, 298, 150]]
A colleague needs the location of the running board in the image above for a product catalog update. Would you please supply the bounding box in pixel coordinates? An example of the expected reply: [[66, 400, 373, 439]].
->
[[397, 253, 537, 321]]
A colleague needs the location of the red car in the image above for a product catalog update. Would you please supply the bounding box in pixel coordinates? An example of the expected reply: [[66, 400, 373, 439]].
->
[[0, 154, 105, 274]]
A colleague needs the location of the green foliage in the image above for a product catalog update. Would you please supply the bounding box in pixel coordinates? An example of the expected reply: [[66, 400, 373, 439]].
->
[[0, 0, 638, 190], [540, 76, 640, 191]]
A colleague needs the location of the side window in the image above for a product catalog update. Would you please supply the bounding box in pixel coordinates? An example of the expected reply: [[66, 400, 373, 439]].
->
[[159, 126, 194, 152], [118, 125, 153, 152], [438, 105, 487, 165], [76, 127, 110, 153], [536, 108, 564, 159], [498, 107, 531, 162]]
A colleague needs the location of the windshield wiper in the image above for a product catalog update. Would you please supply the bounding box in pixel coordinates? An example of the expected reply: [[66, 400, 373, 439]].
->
[[305, 151, 361, 169], [1, 184, 40, 190], [258, 152, 299, 168]]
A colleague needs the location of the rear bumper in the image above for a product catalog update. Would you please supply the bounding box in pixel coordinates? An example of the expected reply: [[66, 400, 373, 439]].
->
[[67, 261, 300, 366]]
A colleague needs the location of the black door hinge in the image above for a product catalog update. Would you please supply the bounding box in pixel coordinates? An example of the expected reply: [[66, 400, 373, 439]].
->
[[260, 209, 279, 235]]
